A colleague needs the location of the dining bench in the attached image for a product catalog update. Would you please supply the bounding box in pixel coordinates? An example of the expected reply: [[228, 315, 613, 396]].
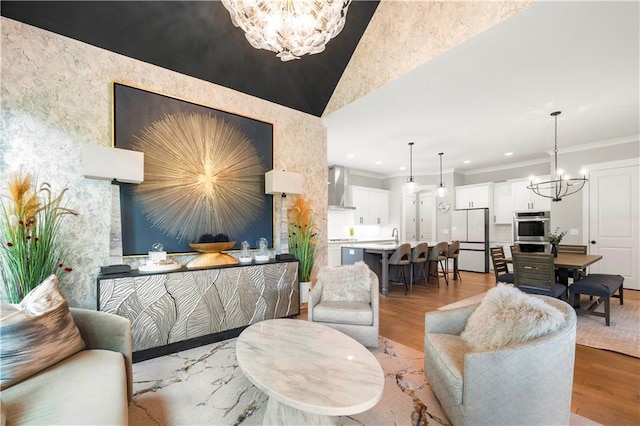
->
[[568, 273, 624, 326]]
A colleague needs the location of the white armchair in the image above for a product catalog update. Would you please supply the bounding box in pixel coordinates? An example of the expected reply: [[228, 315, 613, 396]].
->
[[424, 296, 577, 425], [308, 262, 379, 348]]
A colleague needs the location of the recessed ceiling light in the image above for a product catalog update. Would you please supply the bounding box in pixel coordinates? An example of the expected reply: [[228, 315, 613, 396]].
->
[[399, 166, 407, 170], [347, 154, 355, 159], [463, 160, 471, 164], [505, 152, 513, 156], [375, 161, 383, 165]]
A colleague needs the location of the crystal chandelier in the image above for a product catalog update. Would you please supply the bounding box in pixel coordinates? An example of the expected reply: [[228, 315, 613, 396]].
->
[[527, 111, 588, 202], [221, 0, 352, 62], [406, 142, 419, 194], [436, 152, 448, 198]]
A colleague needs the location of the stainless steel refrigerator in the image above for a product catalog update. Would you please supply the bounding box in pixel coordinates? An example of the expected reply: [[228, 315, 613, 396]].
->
[[451, 208, 489, 273]]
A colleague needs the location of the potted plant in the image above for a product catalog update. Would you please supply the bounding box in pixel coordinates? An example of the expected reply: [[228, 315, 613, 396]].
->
[[287, 195, 318, 304], [0, 173, 78, 303], [545, 227, 567, 258]]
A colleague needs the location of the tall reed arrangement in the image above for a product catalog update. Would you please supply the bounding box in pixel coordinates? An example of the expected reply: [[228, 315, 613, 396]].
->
[[287, 195, 317, 282], [0, 173, 78, 303]]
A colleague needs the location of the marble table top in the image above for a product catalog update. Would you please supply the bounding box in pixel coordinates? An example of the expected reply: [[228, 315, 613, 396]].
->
[[236, 319, 384, 416]]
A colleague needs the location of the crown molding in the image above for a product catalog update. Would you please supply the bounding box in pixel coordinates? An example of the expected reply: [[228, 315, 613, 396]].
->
[[552, 134, 639, 155]]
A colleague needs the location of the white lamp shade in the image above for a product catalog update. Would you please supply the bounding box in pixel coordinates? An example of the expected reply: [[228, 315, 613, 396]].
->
[[405, 181, 419, 194], [265, 170, 303, 195], [82, 144, 144, 184], [436, 185, 448, 198]]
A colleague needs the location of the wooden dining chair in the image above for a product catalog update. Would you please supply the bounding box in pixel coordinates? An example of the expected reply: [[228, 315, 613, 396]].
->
[[512, 252, 567, 299], [557, 244, 588, 282], [490, 246, 514, 284], [427, 241, 449, 288], [386, 243, 411, 295]]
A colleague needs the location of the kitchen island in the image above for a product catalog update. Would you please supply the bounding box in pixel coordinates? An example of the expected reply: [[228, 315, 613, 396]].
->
[[341, 241, 434, 296]]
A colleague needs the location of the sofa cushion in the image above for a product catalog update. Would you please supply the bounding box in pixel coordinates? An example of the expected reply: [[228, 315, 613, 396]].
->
[[460, 284, 565, 351], [313, 301, 373, 325], [317, 261, 371, 303], [0, 275, 86, 389], [424, 333, 470, 405], [0, 349, 128, 425]]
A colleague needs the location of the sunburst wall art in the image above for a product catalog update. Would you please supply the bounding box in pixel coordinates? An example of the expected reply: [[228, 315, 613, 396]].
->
[[113, 83, 273, 256]]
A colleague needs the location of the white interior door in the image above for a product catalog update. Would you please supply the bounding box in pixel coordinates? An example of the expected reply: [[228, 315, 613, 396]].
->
[[587, 161, 639, 289]]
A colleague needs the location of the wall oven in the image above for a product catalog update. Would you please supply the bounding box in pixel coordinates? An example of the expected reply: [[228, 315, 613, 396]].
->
[[513, 211, 551, 247]]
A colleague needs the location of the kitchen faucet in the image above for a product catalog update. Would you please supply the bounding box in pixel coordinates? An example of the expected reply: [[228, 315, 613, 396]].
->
[[392, 228, 399, 244]]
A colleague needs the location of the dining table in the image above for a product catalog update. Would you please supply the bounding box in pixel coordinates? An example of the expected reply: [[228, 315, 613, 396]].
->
[[506, 252, 603, 285]]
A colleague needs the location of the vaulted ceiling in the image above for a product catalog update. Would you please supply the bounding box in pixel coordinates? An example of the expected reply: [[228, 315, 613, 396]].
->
[[3, 1, 638, 177], [0, 0, 379, 117]]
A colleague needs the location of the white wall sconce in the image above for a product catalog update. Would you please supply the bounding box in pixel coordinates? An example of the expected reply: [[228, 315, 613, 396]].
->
[[265, 170, 303, 197], [82, 144, 144, 184]]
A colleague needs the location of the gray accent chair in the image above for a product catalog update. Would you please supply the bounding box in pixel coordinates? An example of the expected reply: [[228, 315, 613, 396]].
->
[[308, 265, 379, 348], [424, 296, 576, 425]]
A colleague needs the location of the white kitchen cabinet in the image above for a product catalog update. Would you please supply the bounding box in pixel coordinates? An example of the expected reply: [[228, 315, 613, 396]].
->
[[348, 186, 390, 225], [455, 183, 493, 209], [328, 244, 342, 267], [403, 195, 417, 241], [419, 192, 434, 241], [511, 178, 551, 212], [493, 182, 512, 224]]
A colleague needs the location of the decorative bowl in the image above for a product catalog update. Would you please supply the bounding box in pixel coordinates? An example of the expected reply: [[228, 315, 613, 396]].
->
[[188, 242, 236, 253]]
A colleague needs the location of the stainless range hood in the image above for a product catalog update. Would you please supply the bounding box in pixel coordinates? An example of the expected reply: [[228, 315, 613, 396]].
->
[[328, 166, 356, 210]]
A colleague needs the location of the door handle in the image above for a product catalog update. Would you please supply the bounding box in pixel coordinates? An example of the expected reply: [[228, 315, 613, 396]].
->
[[590, 240, 596, 244]]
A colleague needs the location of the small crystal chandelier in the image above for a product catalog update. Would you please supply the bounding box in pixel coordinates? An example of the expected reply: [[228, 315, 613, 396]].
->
[[436, 152, 448, 198], [406, 142, 419, 194], [221, 0, 352, 62], [528, 111, 588, 202]]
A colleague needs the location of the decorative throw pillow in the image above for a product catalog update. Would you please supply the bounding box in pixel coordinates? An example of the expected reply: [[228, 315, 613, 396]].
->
[[318, 261, 372, 303], [460, 283, 565, 351], [0, 275, 86, 389]]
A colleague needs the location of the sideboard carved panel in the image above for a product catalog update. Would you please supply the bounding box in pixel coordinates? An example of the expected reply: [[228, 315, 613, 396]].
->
[[98, 261, 299, 358]]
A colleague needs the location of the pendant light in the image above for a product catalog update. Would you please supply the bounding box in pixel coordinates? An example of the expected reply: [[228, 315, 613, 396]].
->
[[436, 152, 448, 198], [527, 111, 588, 202], [406, 142, 420, 194]]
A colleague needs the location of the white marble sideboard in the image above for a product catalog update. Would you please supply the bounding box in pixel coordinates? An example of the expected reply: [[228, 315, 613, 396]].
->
[[98, 261, 299, 361]]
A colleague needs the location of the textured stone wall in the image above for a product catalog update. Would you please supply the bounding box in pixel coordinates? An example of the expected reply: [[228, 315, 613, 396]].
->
[[1, 18, 327, 309], [324, 0, 535, 115]]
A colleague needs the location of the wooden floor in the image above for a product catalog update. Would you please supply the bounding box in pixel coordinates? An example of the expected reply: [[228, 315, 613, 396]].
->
[[303, 271, 640, 425]]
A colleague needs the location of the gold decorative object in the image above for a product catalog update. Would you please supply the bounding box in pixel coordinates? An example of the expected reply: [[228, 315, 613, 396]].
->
[[186, 242, 239, 268], [132, 112, 264, 243]]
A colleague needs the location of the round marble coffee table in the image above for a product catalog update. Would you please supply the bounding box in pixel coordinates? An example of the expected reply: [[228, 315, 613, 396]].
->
[[236, 318, 384, 425]]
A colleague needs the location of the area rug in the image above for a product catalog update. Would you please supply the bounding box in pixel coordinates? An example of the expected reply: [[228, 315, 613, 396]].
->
[[440, 292, 640, 358], [128, 336, 598, 425]]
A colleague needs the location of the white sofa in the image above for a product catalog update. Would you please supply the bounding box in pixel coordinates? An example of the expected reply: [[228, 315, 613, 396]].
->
[[308, 263, 379, 348], [424, 296, 577, 425], [1, 308, 132, 425]]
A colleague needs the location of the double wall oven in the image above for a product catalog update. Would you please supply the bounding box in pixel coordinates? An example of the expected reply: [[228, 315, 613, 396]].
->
[[513, 211, 551, 253]]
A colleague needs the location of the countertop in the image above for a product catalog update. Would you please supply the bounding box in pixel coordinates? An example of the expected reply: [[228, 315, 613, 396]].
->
[[328, 238, 395, 246], [340, 241, 431, 250]]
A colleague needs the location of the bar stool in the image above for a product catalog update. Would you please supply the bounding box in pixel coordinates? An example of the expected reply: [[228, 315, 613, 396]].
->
[[427, 241, 449, 288], [386, 243, 411, 295], [410, 242, 429, 290], [446, 240, 462, 282]]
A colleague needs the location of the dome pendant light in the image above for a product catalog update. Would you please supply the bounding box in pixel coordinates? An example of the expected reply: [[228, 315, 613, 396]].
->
[[527, 111, 588, 202], [436, 152, 448, 198], [406, 142, 420, 194]]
